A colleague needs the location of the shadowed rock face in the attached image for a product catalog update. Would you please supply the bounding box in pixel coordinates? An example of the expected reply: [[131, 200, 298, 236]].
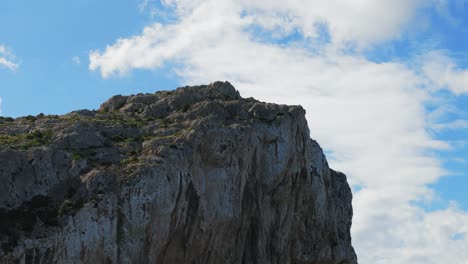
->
[[0, 81, 357, 264]]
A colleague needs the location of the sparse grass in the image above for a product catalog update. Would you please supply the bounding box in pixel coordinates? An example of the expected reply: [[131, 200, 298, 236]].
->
[[120, 156, 139, 165], [0, 117, 15, 127], [143, 134, 157, 141], [0, 134, 26, 146], [129, 150, 140, 156], [112, 135, 146, 148], [0, 130, 53, 150], [159, 118, 173, 128], [110, 134, 125, 142], [24, 115, 37, 122], [44, 114, 60, 119], [154, 134, 177, 140], [124, 137, 143, 143], [63, 112, 149, 128]]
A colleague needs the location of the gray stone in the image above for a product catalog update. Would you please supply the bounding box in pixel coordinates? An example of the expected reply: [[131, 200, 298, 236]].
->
[[0, 82, 357, 264], [100, 94, 127, 111]]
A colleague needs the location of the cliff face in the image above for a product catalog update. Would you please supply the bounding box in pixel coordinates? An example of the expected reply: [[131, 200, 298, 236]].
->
[[0, 82, 357, 264]]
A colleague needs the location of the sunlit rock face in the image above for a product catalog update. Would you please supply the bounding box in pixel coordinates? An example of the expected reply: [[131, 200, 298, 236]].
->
[[0, 81, 357, 264]]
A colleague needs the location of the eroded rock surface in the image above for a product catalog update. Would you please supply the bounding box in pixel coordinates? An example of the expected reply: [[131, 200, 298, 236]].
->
[[0, 82, 357, 264]]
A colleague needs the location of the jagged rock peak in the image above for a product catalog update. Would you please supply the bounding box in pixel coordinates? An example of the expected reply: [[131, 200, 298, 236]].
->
[[0, 82, 357, 264], [100, 81, 241, 113]]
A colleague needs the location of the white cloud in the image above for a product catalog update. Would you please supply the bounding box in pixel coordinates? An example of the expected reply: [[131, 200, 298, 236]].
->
[[88, 1, 468, 263], [139, 0, 164, 19], [90, 0, 436, 77], [0, 58, 18, 71], [422, 51, 468, 94], [0, 97, 2, 116], [432, 119, 468, 130], [356, 203, 468, 264], [0, 45, 19, 71], [163, 0, 427, 48]]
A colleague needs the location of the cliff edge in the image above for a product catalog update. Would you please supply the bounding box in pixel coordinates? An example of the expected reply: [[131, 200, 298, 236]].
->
[[0, 81, 357, 264]]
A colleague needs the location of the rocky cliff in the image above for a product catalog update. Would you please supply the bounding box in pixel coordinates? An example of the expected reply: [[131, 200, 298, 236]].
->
[[0, 82, 357, 264]]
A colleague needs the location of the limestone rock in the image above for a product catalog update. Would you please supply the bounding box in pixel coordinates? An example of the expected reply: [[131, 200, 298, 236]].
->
[[0, 81, 357, 264]]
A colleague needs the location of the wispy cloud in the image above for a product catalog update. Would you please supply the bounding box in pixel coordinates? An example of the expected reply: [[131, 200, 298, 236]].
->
[[433, 119, 468, 130], [88, 1, 468, 263], [138, 0, 162, 18], [0, 45, 19, 71], [422, 51, 468, 94], [72, 56, 81, 64]]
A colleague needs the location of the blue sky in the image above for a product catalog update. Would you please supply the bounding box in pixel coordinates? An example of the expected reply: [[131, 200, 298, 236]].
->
[[1, 1, 468, 263], [0, 0, 179, 117]]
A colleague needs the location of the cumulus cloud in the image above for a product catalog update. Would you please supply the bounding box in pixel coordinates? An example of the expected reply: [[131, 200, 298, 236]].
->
[[0, 45, 19, 71], [89, 0, 432, 77], [163, 0, 427, 48], [89, 1, 468, 263]]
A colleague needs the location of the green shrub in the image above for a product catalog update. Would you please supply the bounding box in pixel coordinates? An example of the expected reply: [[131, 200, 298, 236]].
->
[[72, 151, 82, 160], [0, 130, 53, 149], [0, 118, 14, 127], [58, 200, 75, 216], [24, 115, 37, 122], [1, 117, 14, 122], [23, 130, 53, 148]]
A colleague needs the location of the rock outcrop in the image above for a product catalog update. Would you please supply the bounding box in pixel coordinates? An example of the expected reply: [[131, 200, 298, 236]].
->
[[0, 82, 357, 264]]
